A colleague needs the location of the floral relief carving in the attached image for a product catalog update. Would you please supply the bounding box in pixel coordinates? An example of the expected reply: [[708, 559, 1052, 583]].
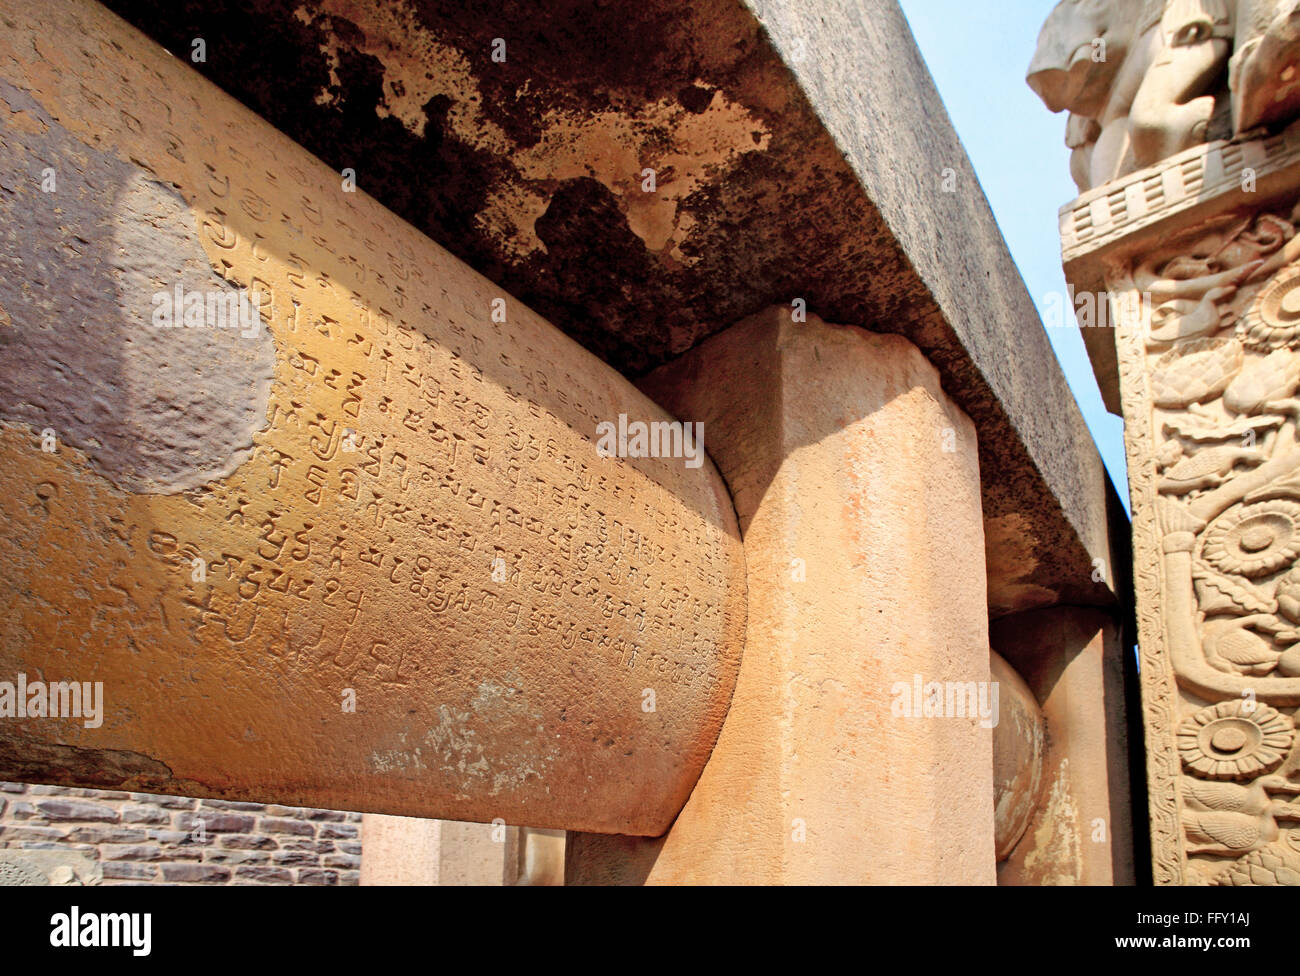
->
[[1118, 197, 1300, 882]]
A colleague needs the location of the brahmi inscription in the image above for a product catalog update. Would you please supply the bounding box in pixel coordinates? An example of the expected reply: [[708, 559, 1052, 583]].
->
[[0, 0, 745, 835]]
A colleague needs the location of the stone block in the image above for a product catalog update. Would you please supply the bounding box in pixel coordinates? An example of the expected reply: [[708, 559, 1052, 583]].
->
[[160, 863, 231, 883], [234, 865, 293, 884], [256, 818, 315, 838], [35, 800, 117, 823]]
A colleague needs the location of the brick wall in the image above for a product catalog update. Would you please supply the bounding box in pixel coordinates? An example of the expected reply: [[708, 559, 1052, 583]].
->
[[0, 782, 361, 885]]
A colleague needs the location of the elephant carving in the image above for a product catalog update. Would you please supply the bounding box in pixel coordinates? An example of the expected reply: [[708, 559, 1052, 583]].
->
[[1028, 0, 1300, 192]]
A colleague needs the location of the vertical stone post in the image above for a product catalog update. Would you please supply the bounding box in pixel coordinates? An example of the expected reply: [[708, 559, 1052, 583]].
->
[[360, 816, 549, 885], [566, 308, 996, 884], [992, 608, 1135, 885]]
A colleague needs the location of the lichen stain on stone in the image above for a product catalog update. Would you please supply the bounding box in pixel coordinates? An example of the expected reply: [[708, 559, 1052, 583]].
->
[[993, 683, 1045, 857], [0, 80, 274, 494], [1022, 757, 1083, 885], [505, 95, 770, 261], [298, 0, 509, 153], [298, 0, 769, 263], [372, 677, 558, 797], [0, 737, 175, 791], [984, 513, 1059, 613]]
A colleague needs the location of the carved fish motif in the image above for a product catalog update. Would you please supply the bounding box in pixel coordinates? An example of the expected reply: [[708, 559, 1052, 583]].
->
[[1151, 338, 1244, 407], [1159, 445, 1263, 493]]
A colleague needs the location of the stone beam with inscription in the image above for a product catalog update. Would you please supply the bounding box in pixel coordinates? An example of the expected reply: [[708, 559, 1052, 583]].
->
[[99, 0, 1123, 619], [0, 0, 746, 836]]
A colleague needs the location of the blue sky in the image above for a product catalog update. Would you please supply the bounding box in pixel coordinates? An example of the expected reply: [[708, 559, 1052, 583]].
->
[[898, 0, 1129, 508]]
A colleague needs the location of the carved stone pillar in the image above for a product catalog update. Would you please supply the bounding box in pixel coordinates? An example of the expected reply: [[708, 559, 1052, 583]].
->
[[1098, 170, 1300, 884], [1065, 132, 1300, 885], [1032, 0, 1300, 887]]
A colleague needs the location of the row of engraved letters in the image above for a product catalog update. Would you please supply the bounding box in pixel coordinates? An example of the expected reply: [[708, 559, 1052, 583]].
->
[[181, 575, 712, 684], [259, 404, 720, 570], [145, 525, 716, 633], [35, 27, 425, 287]]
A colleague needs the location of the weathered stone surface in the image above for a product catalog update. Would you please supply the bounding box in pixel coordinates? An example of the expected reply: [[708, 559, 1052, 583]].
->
[[0, 854, 49, 886], [36, 800, 117, 823], [0, 0, 744, 835], [0, 79, 276, 494], [235, 865, 293, 884], [269, 851, 317, 867], [100, 862, 157, 881], [202, 849, 270, 866], [2, 780, 358, 885], [990, 651, 1046, 862], [359, 815, 441, 886], [994, 608, 1135, 885], [567, 310, 995, 884], [0, 849, 99, 885], [120, 807, 169, 825], [161, 863, 230, 883], [200, 800, 268, 812], [175, 814, 256, 834], [63, 826, 148, 845], [257, 818, 315, 838], [220, 835, 277, 852], [97, 0, 1119, 618], [296, 868, 339, 884]]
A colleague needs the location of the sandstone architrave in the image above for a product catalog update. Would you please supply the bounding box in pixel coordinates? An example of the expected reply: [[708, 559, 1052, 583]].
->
[[0, 0, 746, 836]]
